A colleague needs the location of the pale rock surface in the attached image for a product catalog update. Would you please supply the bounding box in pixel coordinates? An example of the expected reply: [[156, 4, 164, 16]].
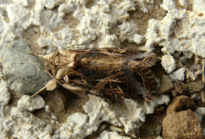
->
[[161, 55, 176, 73], [178, 0, 189, 8], [0, 0, 204, 138], [146, 1, 205, 58], [0, 79, 10, 106], [53, 95, 170, 138], [162, 110, 202, 139], [193, 0, 205, 12], [17, 95, 45, 112], [97, 131, 130, 139], [0, 0, 151, 52], [0, 107, 52, 139], [169, 68, 185, 81]]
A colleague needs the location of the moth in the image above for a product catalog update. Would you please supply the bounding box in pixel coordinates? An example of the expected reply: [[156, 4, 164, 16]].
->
[[31, 48, 159, 101]]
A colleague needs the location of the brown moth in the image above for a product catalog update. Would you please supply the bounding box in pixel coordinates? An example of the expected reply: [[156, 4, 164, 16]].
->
[[31, 48, 159, 101]]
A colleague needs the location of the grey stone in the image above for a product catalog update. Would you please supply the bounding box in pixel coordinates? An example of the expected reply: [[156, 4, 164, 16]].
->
[[159, 75, 174, 93], [0, 39, 51, 95]]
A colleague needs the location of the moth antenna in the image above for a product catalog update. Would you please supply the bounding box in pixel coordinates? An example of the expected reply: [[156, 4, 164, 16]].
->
[[46, 70, 64, 86], [27, 52, 53, 60], [31, 70, 63, 98], [31, 86, 46, 98]]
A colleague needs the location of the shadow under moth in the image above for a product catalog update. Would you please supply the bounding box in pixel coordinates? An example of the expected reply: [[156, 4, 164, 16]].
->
[[31, 48, 159, 101]]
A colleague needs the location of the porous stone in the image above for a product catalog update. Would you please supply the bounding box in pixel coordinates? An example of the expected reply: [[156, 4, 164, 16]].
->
[[159, 75, 174, 93], [10, 107, 52, 139], [145, 3, 205, 58], [161, 55, 176, 73], [162, 109, 202, 139], [169, 68, 185, 81], [0, 40, 51, 95], [52, 94, 170, 138], [17, 95, 45, 112], [0, 80, 10, 106], [166, 95, 196, 114]]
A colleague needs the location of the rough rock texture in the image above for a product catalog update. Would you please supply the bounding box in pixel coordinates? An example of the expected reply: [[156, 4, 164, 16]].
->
[[163, 95, 202, 139], [0, 0, 204, 138], [169, 68, 185, 81], [194, 107, 205, 122], [146, 1, 205, 58], [17, 95, 45, 112], [97, 131, 130, 139], [166, 95, 196, 114], [162, 109, 202, 139], [187, 80, 204, 93], [52, 94, 170, 138], [0, 79, 10, 106], [160, 74, 174, 93], [3, 107, 52, 139], [161, 55, 176, 73], [0, 40, 51, 95]]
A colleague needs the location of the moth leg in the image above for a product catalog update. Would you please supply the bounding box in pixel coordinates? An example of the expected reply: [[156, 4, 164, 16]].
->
[[62, 83, 88, 97]]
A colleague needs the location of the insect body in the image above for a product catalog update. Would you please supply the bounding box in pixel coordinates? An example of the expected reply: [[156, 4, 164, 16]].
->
[[32, 48, 158, 101]]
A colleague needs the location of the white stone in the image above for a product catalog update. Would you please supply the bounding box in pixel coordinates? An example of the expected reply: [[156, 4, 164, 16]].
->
[[7, 3, 30, 29], [9, 107, 52, 139], [178, 0, 189, 8], [169, 68, 186, 81], [161, 0, 176, 11], [14, 0, 30, 7], [118, 21, 142, 44], [0, 80, 10, 106], [146, 8, 205, 58], [52, 95, 169, 138], [17, 95, 45, 112], [97, 131, 130, 139], [194, 107, 205, 122], [193, 0, 205, 12], [161, 55, 176, 73], [52, 113, 89, 139]]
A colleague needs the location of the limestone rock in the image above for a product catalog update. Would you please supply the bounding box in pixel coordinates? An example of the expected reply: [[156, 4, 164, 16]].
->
[[159, 75, 174, 93], [0, 80, 10, 106], [161, 55, 176, 73], [0, 40, 51, 95], [98, 131, 130, 139], [17, 95, 45, 112], [162, 110, 202, 139], [166, 95, 196, 114], [169, 68, 185, 81], [52, 94, 170, 138], [10, 107, 52, 138]]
